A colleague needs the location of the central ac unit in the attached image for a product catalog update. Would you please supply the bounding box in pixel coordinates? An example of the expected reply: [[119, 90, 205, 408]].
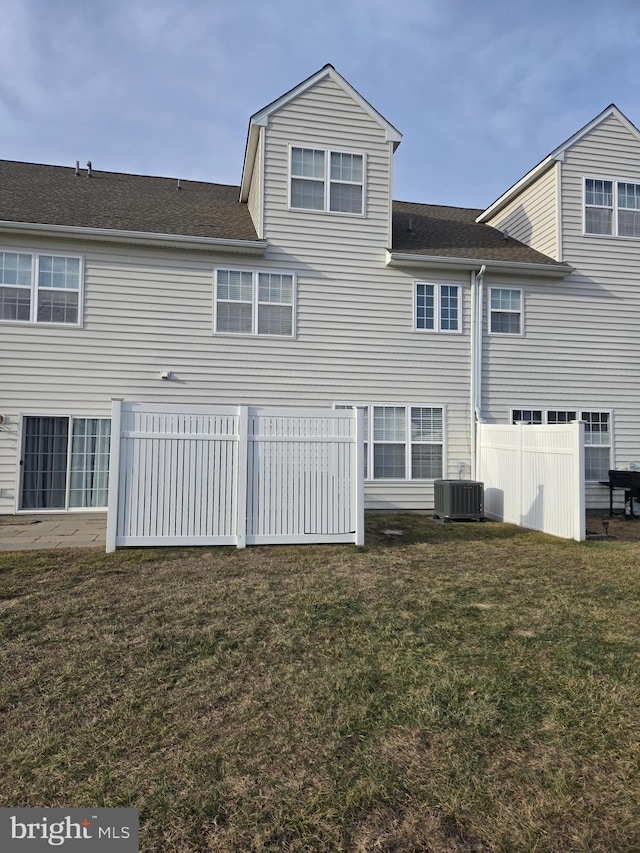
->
[[433, 479, 484, 521]]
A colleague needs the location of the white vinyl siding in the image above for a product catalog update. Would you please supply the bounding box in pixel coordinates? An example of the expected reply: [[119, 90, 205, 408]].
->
[[484, 162, 559, 259], [290, 145, 364, 214], [415, 282, 461, 332], [584, 177, 640, 237], [509, 408, 611, 482], [489, 288, 522, 335], [0, 250, 82, 326], [215, 269, 294, 337]]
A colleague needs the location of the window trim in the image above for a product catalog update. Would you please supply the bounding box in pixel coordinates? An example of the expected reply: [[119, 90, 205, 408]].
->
[[583, 175, 640, 238], [414, 281, 462, 334], [334, 401, 447, 482], [509, 407, 613, 483], [288, 143, 367, 217], [488, 286, 524, 337], [213, 267, 297, 339], [0, 248, 84, 327]]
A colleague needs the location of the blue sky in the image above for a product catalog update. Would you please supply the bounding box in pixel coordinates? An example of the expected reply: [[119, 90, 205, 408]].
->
[[2, 0, 640, 209]]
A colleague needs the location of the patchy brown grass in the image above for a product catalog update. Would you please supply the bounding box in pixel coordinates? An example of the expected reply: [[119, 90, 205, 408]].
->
[[1, 516, 640, 852]]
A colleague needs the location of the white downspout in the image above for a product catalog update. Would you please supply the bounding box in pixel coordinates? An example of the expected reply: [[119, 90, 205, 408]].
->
[[470, 270, 477, 479], [471, 264, 486, 479]]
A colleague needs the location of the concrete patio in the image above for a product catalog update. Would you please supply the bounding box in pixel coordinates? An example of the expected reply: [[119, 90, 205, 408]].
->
[[0, 514, 107, 551]]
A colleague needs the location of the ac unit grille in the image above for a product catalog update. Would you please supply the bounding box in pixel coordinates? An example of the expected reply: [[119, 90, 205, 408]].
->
[[434, 480, 484, 520]]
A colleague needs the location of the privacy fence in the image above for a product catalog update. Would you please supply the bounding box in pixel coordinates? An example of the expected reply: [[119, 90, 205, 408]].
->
[[477, 421, 585, 541], [106, 402, 364, 551]]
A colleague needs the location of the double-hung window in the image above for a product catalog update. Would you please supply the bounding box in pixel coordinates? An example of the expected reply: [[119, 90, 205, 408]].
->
[[510, 408, 611, 481], [335, 403, 444, 480], [489, 287, 522, 335], [415, 282, 460, 332], [0, 251, 82, 326], [215, 269, 295, 337], [584, 178, 640, 237], [290, 147, 364, 214]]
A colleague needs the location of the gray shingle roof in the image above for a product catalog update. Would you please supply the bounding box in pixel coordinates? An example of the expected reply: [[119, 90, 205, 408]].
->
[[0, 160, 562, 266], [0, 161, 259, 241], [392, 200, 564, 265]]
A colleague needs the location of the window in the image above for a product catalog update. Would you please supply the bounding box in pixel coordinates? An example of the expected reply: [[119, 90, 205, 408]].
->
[[584, 178, 640, 237], [415, 283, 461, 332], [290, 147, 364, 214], [335, 403, 444, 480], [21, 416, 110, 510], [511, 409, 543, 425], [215, 269, 294, 337], [582, 411, 611, 482], [0, 251, 82, 325], [510, 408, 611, 482], [489, 288, 522, 335]]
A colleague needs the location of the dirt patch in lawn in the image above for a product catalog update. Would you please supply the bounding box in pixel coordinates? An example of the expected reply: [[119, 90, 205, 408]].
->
[[587, 513, 640, 541]]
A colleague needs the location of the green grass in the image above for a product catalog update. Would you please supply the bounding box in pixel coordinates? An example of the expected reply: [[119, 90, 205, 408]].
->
[[1, 516, 640, 851]]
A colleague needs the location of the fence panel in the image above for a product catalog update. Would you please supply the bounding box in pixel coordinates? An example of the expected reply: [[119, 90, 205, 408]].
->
[[478, 422, 585, 541], [107, 402, 240, 549], [246, 408, 360, 545], [106, 403, 364, 551]]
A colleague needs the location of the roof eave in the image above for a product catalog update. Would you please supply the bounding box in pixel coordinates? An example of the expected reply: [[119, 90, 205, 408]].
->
[[477, 104, 640, 224], [386, 250, 573, 277], [0, 221, 267, 255], [476, 156, 557, 223]]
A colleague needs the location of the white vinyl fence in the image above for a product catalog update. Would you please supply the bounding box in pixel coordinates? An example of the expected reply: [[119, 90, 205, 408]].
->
[[477, 422, 585, 541], [106, 401, 364, 551]]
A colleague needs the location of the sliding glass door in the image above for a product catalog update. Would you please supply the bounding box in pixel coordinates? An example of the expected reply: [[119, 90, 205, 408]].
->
[[21, 416, 110, 510]]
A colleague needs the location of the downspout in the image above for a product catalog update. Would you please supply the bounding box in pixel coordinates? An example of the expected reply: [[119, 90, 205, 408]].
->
[[470, 264, 486, 479]]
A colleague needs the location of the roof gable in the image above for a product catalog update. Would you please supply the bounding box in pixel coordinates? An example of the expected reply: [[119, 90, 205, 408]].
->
[[477, 105, 640, 223], [240, 65, 402, 201]]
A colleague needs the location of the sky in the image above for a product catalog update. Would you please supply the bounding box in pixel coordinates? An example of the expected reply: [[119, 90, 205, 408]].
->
[[2, 0, 640, 209]]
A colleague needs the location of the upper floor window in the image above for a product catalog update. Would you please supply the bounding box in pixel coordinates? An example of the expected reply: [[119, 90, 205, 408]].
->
[[214, 269, 295, 337], [290, 147, 364, 215], [585, 177, 640, 237], [0, 251, 82, 326], [489, 287, 522, 335], [415, 282, 460, 332]]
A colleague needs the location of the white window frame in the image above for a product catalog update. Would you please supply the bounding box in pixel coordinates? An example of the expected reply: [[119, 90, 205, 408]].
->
[[288, 144, 366, 216], [509, 407, 613, 483], [16, 413, 111, 513], [488, 287, 523, 336], [213, 268, 296, 338], [583, 176, 640, 238], [414, 282, 462, 333], [334, 402, 446, 481], [0, 248, 84, 327]]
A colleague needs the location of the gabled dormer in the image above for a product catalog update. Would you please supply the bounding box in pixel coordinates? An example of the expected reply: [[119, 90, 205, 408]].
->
[[477, 105, 640, 264], [239, 65, 402, 249]]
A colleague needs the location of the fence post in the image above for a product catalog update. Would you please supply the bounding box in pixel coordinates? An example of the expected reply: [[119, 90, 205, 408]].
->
[[235, 406, 248, 549], [573, 420, 586, 541], [105, 398, 123, 553], [517, 422, 524, 527], [353, 407, 365, 546]]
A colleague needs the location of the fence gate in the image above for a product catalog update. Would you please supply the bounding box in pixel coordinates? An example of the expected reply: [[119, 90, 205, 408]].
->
[[477, 421, 585, 541], [106, 402, 364, 551]]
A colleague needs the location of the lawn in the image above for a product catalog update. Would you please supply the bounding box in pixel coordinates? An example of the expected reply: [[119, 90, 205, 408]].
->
[[1, 515, 640, 852]]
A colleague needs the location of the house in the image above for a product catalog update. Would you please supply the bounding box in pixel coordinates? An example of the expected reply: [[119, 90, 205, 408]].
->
[[1, 65, 638, 516]]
